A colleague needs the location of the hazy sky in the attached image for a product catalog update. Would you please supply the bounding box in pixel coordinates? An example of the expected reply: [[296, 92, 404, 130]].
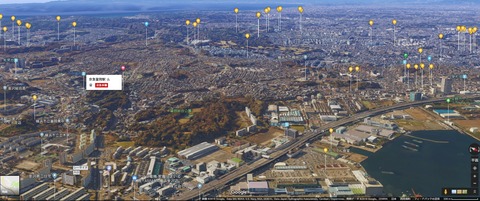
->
[[0, 0, 52, 4]]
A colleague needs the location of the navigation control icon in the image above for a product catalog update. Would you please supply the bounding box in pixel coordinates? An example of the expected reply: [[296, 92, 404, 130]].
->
[[469, 143, 480, 155]]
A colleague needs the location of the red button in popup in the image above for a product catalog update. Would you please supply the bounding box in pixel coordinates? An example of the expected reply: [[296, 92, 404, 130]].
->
[[95, 83, 109, 88]]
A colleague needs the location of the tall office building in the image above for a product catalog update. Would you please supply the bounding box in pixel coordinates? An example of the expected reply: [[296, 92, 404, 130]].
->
[[441, 76, 452, 94], [409, 92, 422, 101]]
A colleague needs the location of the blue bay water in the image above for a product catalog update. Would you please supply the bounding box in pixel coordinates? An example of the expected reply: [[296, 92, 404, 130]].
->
[[351, 130, 480, 197]]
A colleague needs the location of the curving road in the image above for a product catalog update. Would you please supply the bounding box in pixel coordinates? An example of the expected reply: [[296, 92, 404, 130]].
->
[[175, 95, 480, 200]]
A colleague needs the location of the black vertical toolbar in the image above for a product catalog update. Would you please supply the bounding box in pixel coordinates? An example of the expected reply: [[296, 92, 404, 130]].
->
[[442, 143, 480, 196], [469, 143, 479, 195]]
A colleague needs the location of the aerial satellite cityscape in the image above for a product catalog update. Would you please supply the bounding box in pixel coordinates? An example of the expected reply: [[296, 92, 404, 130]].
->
[[0, 0, 480, 200]]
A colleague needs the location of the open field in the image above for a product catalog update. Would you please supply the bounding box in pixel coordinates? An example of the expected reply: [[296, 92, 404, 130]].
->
[[33, 154, 57, 163], [191, 108, 203, 113], [453, 119, 480, 129], [345, 153, 368, 163], [192, 149, 233, 164], [453, 119, 480, 139], [178, 118, 190, 124], [16, 161, 41, 171], [361, 100, 395, 110], [377, 100, 395, 107], [395, 119, 445, 131], [361, 101, 375, 110], [290, 125, 305, 133], [395, 107, 446, 131], [246, 127, 284, 146], [405, 108, 436, 121], [115, 141, 135, 148], [30, 79, 50, 85]]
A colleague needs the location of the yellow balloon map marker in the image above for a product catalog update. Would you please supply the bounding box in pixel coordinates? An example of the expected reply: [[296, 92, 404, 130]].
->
[[2, 26, 6, 51], [234, 8, 239, 33], [348, 66, 354, 92], [185, 20, 191, 42], [461, 25, 467, 51], [392, 19, 397, 46], [468, 27, 476, 52], [329, 128, 334, 133], [277, 6, 283, 31], [256, 12, 261, 37], [438, 33, 444, 58], [32, 95, 38, 120], [56, 16, 61, 41], [429, 63, 435, 86], [10, 16, 16, 41], [298, 6, 304, 32], [264, 8, 269, 32], [456, 25, 462, 51], [16, 20, 22, 45], [323, 147, 328, 170], [265, 6, 271, 32], [368, 20, 374, 43], [25, 22, 31, 47], [418, 47, 423, 63], [196, 18, 201, 40], [405, 63, 411, 89], [245, 33, 250, 58], [72, 21, 77, 46], [355, 66, 360, 90], [414, 64, 419, 87], [298, 6, 304, 13], [193, 21, 197, 41]]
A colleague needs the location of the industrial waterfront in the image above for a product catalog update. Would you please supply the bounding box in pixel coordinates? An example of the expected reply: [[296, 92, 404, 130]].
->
[[353, 130, 479, 197]]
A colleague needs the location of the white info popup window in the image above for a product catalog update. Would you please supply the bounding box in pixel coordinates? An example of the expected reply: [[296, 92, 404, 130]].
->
[[86, 75, 122, 91]]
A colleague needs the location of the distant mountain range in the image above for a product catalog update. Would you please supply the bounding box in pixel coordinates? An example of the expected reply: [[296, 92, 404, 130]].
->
[[1, 0, 479, 16]]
